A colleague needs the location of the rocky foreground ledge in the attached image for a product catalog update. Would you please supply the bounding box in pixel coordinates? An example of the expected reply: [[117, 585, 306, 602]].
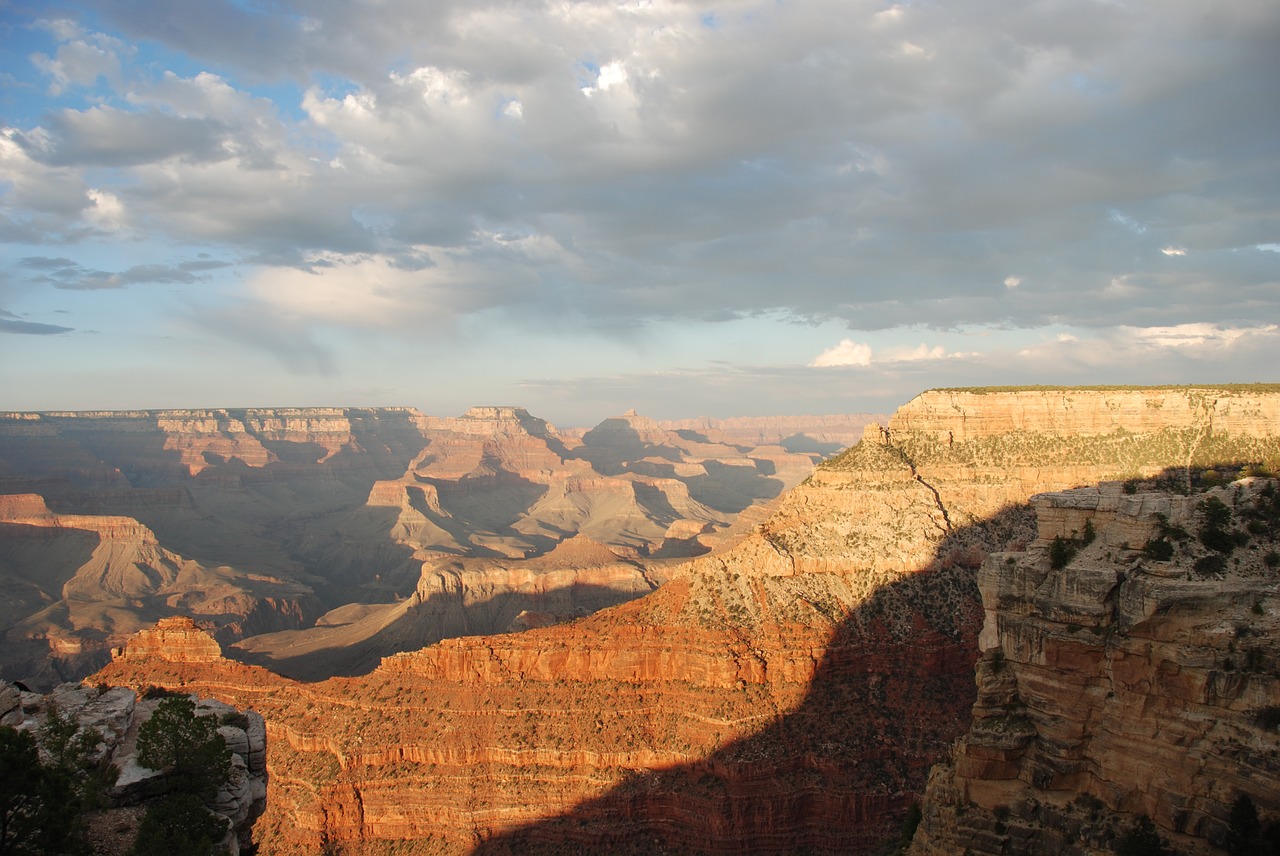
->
[[1, 674, 266, 855]]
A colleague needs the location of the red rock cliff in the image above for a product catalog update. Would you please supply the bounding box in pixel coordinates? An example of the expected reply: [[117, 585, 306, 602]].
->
[[94, 385, 1280, 854]]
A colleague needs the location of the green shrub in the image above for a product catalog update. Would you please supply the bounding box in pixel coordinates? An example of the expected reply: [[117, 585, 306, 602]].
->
[[0, 726, 91, 855], [1143, 539, 1174, 561], [1194, 554, 1227, 576], [130, 793, 228, 856], [1115, 814, 1165, 856], [219, 711, 250, 731], [1254, 706, 1280, 730], [1225, 795, 1261, 856], [137, 697, 231, 800], [1050, 536, 1077, 570]]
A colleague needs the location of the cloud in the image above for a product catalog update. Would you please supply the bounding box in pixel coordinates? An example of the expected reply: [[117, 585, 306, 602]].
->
[[0, 310, 75, 335], [810, 339, 872, 367], [811, 339, 964, 367], [1, 0, 1277, 415], [30, 21, 128, 95], [1121, 322, 1278, 352], [18, 256, 230, 290]]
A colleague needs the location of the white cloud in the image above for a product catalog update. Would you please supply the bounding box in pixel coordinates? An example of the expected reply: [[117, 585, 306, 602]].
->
[[1004, 276, 1021, 289], [810, 339, 963, 367], [84, 188, 126, 231], [1121, 322, 1277, 351], [30, 24, 128, 95], [882, 343, 948, 362], [811, 339, 872, 367], [1161, 246, 1187, 256]]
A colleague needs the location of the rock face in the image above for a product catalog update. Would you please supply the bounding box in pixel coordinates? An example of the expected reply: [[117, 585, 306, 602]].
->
[[908, 481, 1280, 855], [5, 669, 267, 855], [1, 406, 824, 687], [89, 385, 1280, 854]]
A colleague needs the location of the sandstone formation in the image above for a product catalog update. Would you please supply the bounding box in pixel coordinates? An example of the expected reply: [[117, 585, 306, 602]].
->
[[0, 493, 319, 687], [4, 669, 266, 855], [92, 385, 1280, 854], [907, 480, 1280, 856], [1, 406, 826, 687]]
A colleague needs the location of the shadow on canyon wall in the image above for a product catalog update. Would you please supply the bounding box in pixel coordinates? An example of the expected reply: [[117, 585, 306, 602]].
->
[[229, 580, 663, 682], [468, 461, 1270, 855], [469, 501, 1040, 855]]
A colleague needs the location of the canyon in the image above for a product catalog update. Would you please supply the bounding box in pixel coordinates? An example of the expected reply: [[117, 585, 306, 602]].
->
[[88, 385, 1280, 854], [0, 406, 871, 687]]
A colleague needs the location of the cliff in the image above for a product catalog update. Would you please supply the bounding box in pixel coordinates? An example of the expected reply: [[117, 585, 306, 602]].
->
[[907, 480, 1280, 856], [91, 386, 1280, 854]]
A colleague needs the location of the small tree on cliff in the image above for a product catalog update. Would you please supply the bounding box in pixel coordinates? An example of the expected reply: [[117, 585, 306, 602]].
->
[[1225, 794, 1267, 856], [0, 726, 90, 856], [1115, 814, 1165, 856], [130, 793, 228, 856], [136, 696, 230, 801]]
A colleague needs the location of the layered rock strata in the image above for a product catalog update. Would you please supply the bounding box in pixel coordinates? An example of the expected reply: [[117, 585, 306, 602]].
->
[[1, 406, 825, 686], [92, 386, 1280, 853], [908, 481, 1280, 855]]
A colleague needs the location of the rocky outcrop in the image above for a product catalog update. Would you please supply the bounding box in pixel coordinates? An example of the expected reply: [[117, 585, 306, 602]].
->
[[112, 616, 227, 663], [908, 480, 1280, 855], [5, 677, 266, 855]]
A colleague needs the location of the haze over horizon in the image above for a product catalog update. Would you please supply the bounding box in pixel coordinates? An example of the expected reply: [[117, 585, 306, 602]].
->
[[1, 0, 1277, 426]]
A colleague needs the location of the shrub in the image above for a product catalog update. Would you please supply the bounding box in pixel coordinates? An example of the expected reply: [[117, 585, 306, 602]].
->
[[137, 697, 231, 800], [219, 711, 250, 731], [1199, 496, 1236, 553], [1225, 795, 1261, 856], [1194, 554, 1227, 576], [130, 792, 228, 856], [1049, 536, 1077, 570], [1254, 706, 1280, 730], [39, 702, 117, 809], [0, 726, 91, 855], [1143, 539, 1174, 561], [1115, 814, 1165, 856]]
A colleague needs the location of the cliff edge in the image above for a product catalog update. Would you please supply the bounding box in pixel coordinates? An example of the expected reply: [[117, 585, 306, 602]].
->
[[908, 479, 1280, 855]]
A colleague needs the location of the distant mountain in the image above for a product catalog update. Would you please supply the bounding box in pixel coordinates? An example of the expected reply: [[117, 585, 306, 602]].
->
[[0, 406, 861, 687]]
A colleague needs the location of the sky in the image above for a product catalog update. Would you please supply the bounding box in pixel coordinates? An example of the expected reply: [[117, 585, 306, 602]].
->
[[0, 0, 1277, 427]]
